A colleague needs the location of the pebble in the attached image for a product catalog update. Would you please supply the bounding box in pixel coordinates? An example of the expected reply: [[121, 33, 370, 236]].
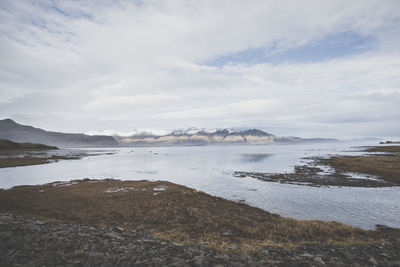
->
[[369, 256, 378, 265], [314, 256, 325, 265]]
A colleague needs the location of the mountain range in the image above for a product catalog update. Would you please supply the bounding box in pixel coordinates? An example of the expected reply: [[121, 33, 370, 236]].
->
[[0, 119, 337, 148], [0, 119, 118, 148], [114, 128, 337, 146]]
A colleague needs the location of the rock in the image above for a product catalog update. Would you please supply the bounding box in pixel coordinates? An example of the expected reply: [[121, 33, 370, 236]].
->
[[301, 253, 313, 258], [221, 229, 232, 236], [369, 257, 378, 265], [313, 256, 325, 265], [344, 251, 355, 260], [193, 255, 205, 265], [100, 263, 113, 267], [172, 242, 184, 247], [104, 232, 124, 240], [114, 226, 124, 232], [70, 261, 85, 267], [168, 257, 186, 266], [260, 249, 269, 256], [214, 254, 229, 261]]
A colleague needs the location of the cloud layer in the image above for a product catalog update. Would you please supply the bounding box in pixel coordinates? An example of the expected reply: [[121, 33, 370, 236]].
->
[[1, 0, 399, 138]]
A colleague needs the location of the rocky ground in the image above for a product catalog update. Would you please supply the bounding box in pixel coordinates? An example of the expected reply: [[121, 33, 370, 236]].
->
[[1, 214, 400, 267]]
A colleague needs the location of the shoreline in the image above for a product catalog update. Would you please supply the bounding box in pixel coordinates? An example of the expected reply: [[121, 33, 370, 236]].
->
[[235, 145, 400, 188], [0, 149, 115, 169], [1, 179, 399, 266]]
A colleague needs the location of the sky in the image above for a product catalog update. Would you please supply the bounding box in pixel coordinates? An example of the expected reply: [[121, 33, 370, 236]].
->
[[0, 0, 399, 138]]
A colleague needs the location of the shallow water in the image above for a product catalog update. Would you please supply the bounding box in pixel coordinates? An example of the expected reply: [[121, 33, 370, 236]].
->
[[1, 141, 399, 229]]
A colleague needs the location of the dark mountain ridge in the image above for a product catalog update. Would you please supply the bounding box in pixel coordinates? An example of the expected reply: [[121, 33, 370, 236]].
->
[[0, 119, 118, 148]]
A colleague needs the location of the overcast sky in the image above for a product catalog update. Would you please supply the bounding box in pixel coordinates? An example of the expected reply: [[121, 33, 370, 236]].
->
[[1, 0, 399, 138]]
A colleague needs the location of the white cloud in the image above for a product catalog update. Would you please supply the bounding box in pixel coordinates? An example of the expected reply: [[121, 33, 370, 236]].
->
[[0, 0, 399, 137], [83, 94, 180, 111]]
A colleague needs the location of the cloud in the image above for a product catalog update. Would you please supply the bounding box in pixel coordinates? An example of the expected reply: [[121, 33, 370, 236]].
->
[[83, 94, 180, 111], [0, 0, 399, 137]]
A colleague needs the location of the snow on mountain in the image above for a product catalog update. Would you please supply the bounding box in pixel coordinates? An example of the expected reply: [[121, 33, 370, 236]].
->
[[86, 127, 247, 137], [85, 129, 171, 137]]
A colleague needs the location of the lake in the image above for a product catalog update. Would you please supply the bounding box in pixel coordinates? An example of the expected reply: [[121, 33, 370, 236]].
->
[[1, 141, 399, 230]]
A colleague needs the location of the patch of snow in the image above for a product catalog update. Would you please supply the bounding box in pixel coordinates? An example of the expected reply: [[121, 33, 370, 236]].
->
[[345, 172, 380, 180], [153, 185, 168, 191], [51, 181, 79, 187], [104, 187, 135, 193], [316, 165, 336, 175]]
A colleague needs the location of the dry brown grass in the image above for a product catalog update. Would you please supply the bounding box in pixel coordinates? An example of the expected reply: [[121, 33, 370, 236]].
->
[[0, 179, 381, 251], [364, 145, 400, 153], [0, 154, 80, 168], [325, 154, 400, 184]]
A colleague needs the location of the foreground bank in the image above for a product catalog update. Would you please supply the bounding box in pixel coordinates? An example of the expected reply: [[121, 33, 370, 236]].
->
[[1, 179, 399, 266]]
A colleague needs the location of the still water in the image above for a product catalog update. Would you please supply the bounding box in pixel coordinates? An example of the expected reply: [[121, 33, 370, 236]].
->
[[1, 141, 399, 229]]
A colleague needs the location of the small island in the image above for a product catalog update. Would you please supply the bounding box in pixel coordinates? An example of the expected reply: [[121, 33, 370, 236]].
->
[[0, 139, 58, 150], [0, 139, 81, 168], [235, 145, 400, 187]]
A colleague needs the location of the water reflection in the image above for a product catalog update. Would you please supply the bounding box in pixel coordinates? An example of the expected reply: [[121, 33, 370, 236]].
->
[[241, 153, 272, 163]]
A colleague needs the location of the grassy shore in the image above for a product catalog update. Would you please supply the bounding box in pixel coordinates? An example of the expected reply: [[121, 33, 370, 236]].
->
[[0, 139, 68, 168], [0, 139, 58, 150], [0, 154, 82, 168], [235, 145, 400, 187], [320, 145, 400, 184], [0, 179, 391, 252], [0, 147, 83, 168]]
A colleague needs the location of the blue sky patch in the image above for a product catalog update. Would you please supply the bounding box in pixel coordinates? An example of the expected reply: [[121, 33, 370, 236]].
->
[[207, 31, 376, 67]]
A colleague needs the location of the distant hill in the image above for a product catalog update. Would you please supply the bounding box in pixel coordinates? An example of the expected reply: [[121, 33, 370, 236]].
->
[[0, 119, 118, 148], [0, 139, 58, 150], [115, 127, 337, 146]]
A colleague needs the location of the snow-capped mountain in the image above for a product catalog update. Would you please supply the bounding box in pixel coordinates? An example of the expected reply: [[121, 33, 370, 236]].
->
[[88, 127, 337, 147], [169, 127, 244, 136], [114, 128, 298, 146]]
